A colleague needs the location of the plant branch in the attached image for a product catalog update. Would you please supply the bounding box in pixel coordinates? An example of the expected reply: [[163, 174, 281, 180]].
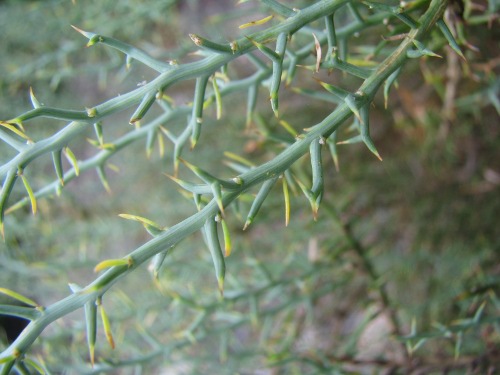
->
[[0, 0, 450, 370]]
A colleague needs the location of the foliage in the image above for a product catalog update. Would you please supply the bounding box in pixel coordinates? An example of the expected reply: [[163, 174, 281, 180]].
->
[[0, 0, 499, 373]]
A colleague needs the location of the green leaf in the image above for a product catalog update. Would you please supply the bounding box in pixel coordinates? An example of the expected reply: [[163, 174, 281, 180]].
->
[[204, 217, 226, 296], [285, 50, 298, 86], [130, 92, 157, 124], [326, 131, 340, 171], [269, 32, 288, 117], [437, 19, 466, 60], [94, 257, 133, 272], [344, 94, 362, 123], [282, 175, 290, 227], [151, 250, 169, 280], [412, 39, 442, 58], [19, 173, 36, 215], [320, 57, 373, 79], [190, 75, 210, 148], [96, 165, 111, 194], [118, 213, 165, 236], [211, 75, 223, 120], [0, 288, 39, 308], [52, 150, 64, 186], [93, 121, 104, 145], [310, 137, 324, 206], [29, 87, 41, 109], [239, 14, 274, 29], [64, 147, 80, 176], [84, 300, 97, 366], [315, 79, 350, 101], [245, 36, 281, 63], [97, 298, 115, 349], [384, 67, 401, 109], [246, 84, 258, 127], [0, 305, 39, 321], [146, 129, 157, 159], [324, 13, 338, 55], [165, 174, 212, 195], [223, 152, 255, 168], [0, 121, 31, 142], [193, 193, 203, 211], [291, 87, 342, 104], [211, 182, 225, 215], [189, 34, 234, 54], [221, 218, 232, 257], [0, 354, 17, 366], [337, 134, 363, 145], [244, 176, 279, 230], [181, 158, 240, 190], [0, 170, 17, 239], [360, 105, 383, 161], [278, 119, 298, 138]]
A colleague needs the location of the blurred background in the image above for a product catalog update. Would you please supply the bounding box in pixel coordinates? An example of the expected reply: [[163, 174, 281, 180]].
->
[[0, 0, 499, 373]]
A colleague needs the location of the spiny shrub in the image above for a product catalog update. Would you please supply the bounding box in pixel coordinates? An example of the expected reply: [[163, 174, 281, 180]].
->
[[0, 0, 498, 373]]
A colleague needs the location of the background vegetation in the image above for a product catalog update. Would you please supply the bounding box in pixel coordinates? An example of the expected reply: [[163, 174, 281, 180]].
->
[[0, 0, 499, 373]]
